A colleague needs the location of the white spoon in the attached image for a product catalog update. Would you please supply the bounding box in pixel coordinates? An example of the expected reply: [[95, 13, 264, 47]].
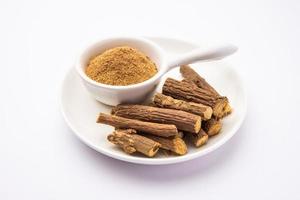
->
[[166, 44, 237, 70], [76, 37, 237, 106]]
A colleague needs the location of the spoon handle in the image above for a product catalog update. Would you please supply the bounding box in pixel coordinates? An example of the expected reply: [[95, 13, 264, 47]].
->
[[166, 44, 238, 70]]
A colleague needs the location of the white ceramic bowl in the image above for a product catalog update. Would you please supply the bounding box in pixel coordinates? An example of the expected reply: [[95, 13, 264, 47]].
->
[[76, 37, 237, 106], [76, 37, 167, 105]]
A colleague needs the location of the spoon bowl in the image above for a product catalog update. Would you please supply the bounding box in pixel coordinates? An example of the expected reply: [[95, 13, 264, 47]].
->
[[76, 37, 237, 106]]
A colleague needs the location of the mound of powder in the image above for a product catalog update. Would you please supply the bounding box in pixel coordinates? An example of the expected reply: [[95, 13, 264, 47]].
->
[[85, 46, 158, 86]]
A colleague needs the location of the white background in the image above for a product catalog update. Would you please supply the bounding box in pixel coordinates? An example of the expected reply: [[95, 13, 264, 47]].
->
[[1, 0, 300, 199]]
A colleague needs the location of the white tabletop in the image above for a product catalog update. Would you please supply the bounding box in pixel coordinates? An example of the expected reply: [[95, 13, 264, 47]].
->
[[1, 0, 300, 199]]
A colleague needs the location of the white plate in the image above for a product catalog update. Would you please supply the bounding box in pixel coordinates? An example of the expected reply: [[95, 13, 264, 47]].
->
[[61, 37, 247, 165]]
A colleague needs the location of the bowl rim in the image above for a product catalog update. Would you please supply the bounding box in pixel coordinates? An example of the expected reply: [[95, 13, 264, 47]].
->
[[75, 36, 167, 90]]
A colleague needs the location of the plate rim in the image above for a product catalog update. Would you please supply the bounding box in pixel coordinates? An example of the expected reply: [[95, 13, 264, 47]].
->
[[60, 37, 247, 165]]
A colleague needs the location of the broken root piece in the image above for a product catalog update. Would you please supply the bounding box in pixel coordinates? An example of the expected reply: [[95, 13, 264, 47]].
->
[[180, 65, 220, 96], [97, 113, 178, 137], [153, 93, 213, 120], [190, 129, 209, 147], [180, 65, 232, 118], [203, 118, 222, 136], [107, 129, 161, 157], [144, 134, 188, 155], [112, 104, 201, 133], [162, 78, 228, 119]]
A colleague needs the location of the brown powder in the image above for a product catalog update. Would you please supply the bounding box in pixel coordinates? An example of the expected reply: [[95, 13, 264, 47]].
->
[[85, 46, 158, 86]]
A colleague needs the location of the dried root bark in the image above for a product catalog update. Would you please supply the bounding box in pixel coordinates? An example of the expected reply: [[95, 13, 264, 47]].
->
[[143, 134, 187, 155], [112, 104, 201, 133], [203, 118, 222, 136], [180, 65, 232, 118], [180, 65, 220, 95], [153, 93, 213, 120], [107, 129, 161, 157], [97, 113, 178, 137], [162, 78, 228, 119], [222, 103, 232, 117], [190, 129, 209, 147]]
